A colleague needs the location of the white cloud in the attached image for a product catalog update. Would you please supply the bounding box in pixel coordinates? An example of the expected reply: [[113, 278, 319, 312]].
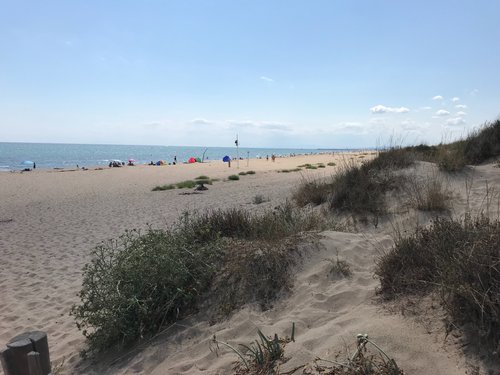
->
[[370, 104, 410, 114], [432, 95, 444, 101], [470, 88, 479, 96], [189, 118, 214, 126], [455, 104, 467, 109], [446, 117, 466, 126], [435, 109, 450, 116], [452, 97, 460, 102], [260, 76, 274, 83], [420, 106, 432, 110], [456, 111, 467, 116]]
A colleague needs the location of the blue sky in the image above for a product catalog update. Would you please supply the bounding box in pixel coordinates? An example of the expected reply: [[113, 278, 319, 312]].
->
[[1, 1, 500, 148]]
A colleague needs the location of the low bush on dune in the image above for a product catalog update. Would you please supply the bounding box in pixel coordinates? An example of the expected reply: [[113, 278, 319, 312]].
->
[[294, 148, 412, 215], [176, 180, 197, 188], [238, 171, 247, 175], [246, 170, 256, 175], [72, 202, 330, 356], [228, 174, 240, 180], [376, 215, 500, 354], [463, 119, 500, 164], [195, 175, 210, 180], [152, 184, 175, 191], [404, 172, 451, 211]]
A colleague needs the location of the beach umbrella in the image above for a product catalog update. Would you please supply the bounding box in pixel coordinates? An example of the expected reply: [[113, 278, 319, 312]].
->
[[188, 157, 196, 163], [222, 155, 231, 162], [21, 160, 34, 166], [128, 159, 136, 163], [195, 157, 201, 163]]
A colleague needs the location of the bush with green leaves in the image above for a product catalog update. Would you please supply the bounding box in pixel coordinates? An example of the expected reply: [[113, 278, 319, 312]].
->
[[246, 170, 256, 175], [238, 171, 247, 176], [72, 202, 331, 355], [71, 228, 223, 356], [228, 174, 240, 181], [152, 184, 175, 191]]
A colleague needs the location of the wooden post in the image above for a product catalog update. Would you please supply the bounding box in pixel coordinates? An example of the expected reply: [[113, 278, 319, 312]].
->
[[1, 331, 51, 375], [27, 352, 42, 375]]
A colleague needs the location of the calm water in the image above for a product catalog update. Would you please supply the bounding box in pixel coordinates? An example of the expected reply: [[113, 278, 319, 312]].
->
[[0, 143, 358, 171]]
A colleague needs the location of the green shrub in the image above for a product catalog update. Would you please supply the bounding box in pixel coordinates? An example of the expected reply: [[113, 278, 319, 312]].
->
[[305, 165, 317, 170], [152, 184, 175, 191], [317, 163, 326, 168], [246, 170, 256, 175], [279, 168, 301, 173], [238, 171, 247, 176], [228, 174, 240, 181], [327, 162, 336, 166], [195, 175, 210, 180], [176, 180, 196, 189], [71, 228, 223, 355], [376, 215, 500, 353], [72, 202, 329, 355]]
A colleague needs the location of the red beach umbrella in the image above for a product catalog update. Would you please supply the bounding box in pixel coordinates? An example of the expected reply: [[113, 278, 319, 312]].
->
[[188, 157, 196, 163]]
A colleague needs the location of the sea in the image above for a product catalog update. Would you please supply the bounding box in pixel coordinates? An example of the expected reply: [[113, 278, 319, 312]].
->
[[0, 142, 361, 171]]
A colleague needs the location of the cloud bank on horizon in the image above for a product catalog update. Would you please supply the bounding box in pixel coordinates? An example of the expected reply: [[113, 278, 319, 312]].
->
[[1, 1, 499, 148]]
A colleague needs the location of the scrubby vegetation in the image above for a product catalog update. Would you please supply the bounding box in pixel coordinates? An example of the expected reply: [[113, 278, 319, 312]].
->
[[404, 172, 451, 211], [238, 171, 247, 176], [252, 194, 267, 204], [228, 174, 240, 181], [215, 330, 403, 375], [247, 170, 256, 175], [376, 215, 500, 354], [293, 148, 413, 215], [279, 168, 301, 173], [72, 202, 332, 355], [152, 184, 175, 191]]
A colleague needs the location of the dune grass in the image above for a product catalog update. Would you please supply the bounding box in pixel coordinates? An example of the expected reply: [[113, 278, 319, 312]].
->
[[72, 202, 330, 355], [376, 215, 500, 354], [228, 174, 240, 181], [152, 184, 175, 191]]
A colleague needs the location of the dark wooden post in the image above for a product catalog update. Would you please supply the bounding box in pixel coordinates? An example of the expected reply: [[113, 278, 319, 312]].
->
[[27, 352, 42, 375], [0, 331, 51, 375]]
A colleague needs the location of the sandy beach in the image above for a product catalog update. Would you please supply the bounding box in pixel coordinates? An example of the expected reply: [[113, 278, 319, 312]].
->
[[1, 151, 498, 374]]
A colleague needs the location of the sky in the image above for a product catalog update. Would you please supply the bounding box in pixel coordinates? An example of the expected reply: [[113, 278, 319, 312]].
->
[[1, 0, 500, 149]]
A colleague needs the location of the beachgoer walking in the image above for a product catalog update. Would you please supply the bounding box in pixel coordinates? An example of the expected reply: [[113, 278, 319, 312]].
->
[[266, 155, 269, 161], [174, 156, 177, 165], [271, 154, 276, 162], [33, 162, 36, 169]]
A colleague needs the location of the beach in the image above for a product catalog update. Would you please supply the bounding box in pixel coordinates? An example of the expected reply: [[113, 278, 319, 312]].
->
[[1, 151, 497, 374], [0, 152, 357, 372]]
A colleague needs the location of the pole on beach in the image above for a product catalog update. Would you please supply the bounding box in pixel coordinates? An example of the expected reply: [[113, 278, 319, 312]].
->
[[235, 134, 239, 169], [0, 331, 52, 375]]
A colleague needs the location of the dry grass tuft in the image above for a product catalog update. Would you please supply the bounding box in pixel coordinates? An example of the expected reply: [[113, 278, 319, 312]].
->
[[376, 215, 500, 354]]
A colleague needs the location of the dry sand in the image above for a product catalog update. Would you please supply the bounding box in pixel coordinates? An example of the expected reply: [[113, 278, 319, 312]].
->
[[1, 152, 498, 374]]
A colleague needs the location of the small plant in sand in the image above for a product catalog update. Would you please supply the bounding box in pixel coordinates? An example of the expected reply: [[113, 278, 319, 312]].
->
[[228, 174, 240, 181], [246, 170, 256, 175], [279, 168, 301, 173], [176, 180, 197, 188], [195, 175, 210, 180], [252, 194, 267, 204], [312, 334, 404, 374], [326, 255, 352, 279], [317, 163, 326, 168], [152, 184, 175, 191], [327, 162, 336, 166], [238, 171, 247, 176], [305, 165, 318, 169], [211, 325, 293, 374]]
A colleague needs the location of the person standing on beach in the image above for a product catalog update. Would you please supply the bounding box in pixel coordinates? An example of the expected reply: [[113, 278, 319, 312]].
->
[[174, 156, 177, 165], [33, 162, 36, 169]]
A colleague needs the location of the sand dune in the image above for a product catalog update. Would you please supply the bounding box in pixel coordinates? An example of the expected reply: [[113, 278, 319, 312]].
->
[[1, 153, 498, 374]]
